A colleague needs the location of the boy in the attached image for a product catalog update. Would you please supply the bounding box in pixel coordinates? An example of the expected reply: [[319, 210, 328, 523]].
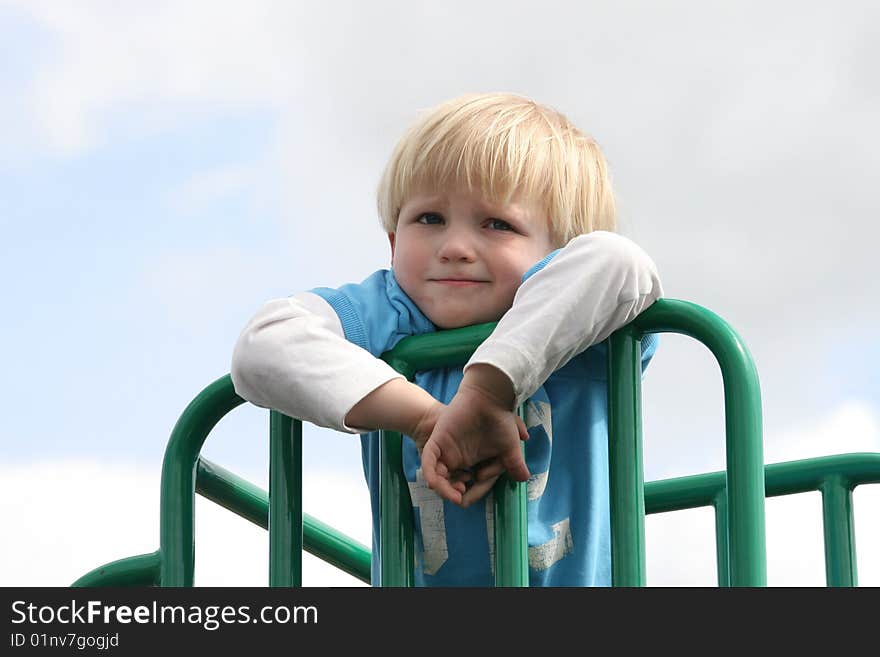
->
[[231, 93, 663, 586]]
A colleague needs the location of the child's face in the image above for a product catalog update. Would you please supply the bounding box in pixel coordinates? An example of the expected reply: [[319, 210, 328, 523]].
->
[[390, 186, 554, 329]]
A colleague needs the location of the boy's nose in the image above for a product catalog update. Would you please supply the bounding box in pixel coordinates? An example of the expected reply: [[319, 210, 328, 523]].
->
[[436, 231, 477, 262]]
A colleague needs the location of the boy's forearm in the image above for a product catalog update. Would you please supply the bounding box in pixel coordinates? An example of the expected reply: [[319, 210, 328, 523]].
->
[[458, 364, 516, 411], [466, 231, 663, 406], [344, 378, 439, 436], [231, 294, 413, 434]]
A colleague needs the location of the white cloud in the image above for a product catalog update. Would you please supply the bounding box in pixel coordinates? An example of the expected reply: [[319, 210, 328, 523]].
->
[[0, 460, 370, 587], [168, 163, 264, 216], [765, 400, 880, 464], [137, 246, 291, 333], [13, 0, 303, 152]]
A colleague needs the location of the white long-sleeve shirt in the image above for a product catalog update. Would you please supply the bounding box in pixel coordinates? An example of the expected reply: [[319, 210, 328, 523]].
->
[[231, 231, 663, 433]]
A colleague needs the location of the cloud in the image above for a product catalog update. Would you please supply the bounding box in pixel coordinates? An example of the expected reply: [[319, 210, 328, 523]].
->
[[11, 0, 304, 153], [765, 400, 880, 464], [168, 163, 266, 216], [137, 246, 292, 333], [0, 460, 370, 587]]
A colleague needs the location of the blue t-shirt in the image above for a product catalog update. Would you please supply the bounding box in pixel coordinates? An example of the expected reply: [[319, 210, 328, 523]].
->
[[311, 255, 657, 586]]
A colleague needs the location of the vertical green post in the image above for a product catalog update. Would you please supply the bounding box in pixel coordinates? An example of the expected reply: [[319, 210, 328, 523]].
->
[[607, 329, 646, 586], [160, 375, 246, 586], [821, 475, 857, 587], [720, 357, 766, 587], [269, 411, 302, 587], [493, 405, 529, 586], [379, 429, 415, 586], [632, 300, 766, 586], [713, 490, 730, 587], [160, 449, 197, 586]]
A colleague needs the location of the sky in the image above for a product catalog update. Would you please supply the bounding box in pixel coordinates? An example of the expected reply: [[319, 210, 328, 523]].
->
[[2, 1, 878, 587]]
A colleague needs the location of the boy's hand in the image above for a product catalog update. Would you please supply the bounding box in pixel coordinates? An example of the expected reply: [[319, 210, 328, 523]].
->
[[421, 365, 530, 505], [345, 379, 469, 496], [409, 399, 470, 498]]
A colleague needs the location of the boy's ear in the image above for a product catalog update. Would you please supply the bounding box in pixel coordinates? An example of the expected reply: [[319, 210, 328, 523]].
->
[[387, 232, 396, 264]]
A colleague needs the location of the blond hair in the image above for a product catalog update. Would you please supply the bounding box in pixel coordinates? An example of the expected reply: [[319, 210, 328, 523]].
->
[[377, 93, 615, 246]]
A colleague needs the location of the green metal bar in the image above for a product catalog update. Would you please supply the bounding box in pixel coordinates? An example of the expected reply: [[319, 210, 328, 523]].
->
[[160, 374, 246, 586], [196, 458, 371, 583], [765, 453, 880, 493], [713, 491, 730, 587], [197, 458, 268, 527], [645, 472, 725, 513], [303, 513, 372, 584], [644, 453, 880, 511], [493, 404, 529, 587], [821, 475, 858, 587], [607, 328, 646, 586], [72, 551, 161, 587], [379, 429, 414, 586], [632, 300, 766, 586], [380, 323, 496, 372], [269, 412, 303, 586]]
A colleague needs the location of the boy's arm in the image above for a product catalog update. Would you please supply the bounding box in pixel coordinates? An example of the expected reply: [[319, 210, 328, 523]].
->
[[420, 363, 529, 506], [465, 230, 663, 408], [233, 294, 466, 494], [231, 293, 431, 434], [422, 232, 663, 504]]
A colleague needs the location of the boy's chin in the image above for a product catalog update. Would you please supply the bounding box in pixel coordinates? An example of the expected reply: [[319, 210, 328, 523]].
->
[[430, 311, 502, 330]]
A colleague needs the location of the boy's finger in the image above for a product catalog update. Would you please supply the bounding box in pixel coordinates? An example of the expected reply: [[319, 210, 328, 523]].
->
[[450, 469, 474, 483], [420, 443, 441, 488], [421, 444, 464, 503], [501, 448, 530, 482], [474, 460, 504, 481], [515, 415, 529, 442], [460, 476, 499, 508], [435, 480, 463, 504]]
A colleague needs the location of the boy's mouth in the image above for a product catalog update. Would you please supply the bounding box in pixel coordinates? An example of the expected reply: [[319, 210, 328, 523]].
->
[[429, 278, 488, 286]]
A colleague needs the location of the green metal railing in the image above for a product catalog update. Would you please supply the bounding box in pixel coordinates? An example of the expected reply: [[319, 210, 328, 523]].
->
[[609, 299, 766, 585], [646, 452, 880, 586], [70, 298, 878, 587]]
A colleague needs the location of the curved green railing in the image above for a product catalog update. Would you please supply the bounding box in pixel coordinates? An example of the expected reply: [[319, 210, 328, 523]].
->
[[70, 297, 871, 587], [610, 299, 766, 585]]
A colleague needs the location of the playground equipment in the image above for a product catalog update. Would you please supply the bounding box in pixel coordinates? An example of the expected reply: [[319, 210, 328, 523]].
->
[[73, 299, 880, 587]]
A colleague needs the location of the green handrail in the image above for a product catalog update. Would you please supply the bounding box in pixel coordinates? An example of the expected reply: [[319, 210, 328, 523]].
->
[[73, 297, 775, 587], [609, 299, 767, 586]]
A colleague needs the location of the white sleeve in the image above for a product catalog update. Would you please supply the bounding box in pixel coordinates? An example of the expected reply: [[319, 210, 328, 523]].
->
[[465, 231, 664, 407], [230, 292, 405, 433]]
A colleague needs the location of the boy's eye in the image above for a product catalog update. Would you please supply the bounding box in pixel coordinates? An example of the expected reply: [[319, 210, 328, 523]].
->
[[416, 213, 443, 225], [487, 218, 514, 231]]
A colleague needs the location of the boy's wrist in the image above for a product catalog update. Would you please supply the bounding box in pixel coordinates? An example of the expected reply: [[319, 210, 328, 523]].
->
[[460, 364, 516, 410], [345, 378, 439, 436]]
